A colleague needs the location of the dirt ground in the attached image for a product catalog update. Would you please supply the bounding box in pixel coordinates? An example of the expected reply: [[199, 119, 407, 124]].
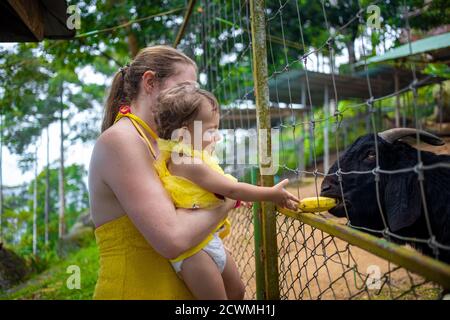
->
[[225, 137, 449, 300]]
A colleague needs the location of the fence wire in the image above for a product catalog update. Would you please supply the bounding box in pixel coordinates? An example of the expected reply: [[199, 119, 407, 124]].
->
[[177, 0, 449, 299]]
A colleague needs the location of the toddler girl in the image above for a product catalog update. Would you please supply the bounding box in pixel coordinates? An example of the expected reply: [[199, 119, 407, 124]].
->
[[153, 81, 299, 299]]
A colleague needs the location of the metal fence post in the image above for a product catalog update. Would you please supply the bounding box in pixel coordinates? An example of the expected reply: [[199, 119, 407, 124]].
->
[[251, 166, 264, 300], [250, 0, 280, 300]]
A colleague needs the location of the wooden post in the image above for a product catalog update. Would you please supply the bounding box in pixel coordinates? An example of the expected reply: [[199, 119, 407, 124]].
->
[[251, 167, 264, 300], [250, 0, 280, 300], [173, 0, 197, 48]]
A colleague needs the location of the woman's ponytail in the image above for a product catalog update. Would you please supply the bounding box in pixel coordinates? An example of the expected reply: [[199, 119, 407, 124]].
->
[[101, 69, 127, 133]]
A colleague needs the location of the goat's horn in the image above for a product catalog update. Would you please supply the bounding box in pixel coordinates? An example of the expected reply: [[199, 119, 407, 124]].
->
[[378, 128, 445, 146]]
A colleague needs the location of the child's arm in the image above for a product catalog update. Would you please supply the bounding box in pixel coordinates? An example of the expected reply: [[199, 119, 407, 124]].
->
[[169, 159, 299, 210]]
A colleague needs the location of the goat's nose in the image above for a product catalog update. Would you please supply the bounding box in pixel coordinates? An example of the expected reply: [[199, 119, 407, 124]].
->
[[321, 181, 332, 192]]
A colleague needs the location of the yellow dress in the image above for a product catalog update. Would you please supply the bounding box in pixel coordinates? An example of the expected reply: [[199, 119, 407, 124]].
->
[[154, 138, 237, 264], [94, 110, 194, 299], [94, 215, 194, 299]]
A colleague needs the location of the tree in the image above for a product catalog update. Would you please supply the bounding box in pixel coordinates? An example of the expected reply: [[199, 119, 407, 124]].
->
[[0, 113, 3, 244], [44, 126, 50, 246], [32, 145, 38, 255], [58, 85, 65, 238]]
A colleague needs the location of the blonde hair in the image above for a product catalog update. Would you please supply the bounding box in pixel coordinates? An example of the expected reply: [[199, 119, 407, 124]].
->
[[101, 45, 197, 132], [154, 81, 219, 139]]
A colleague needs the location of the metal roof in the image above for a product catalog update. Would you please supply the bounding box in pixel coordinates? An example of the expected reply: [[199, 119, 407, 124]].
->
[[262, 68, 440, 106], [356, 32, 450, 66]]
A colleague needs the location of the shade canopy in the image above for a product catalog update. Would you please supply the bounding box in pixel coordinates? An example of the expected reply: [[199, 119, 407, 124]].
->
[[356, 32, 450, 66], [0, 0, 75, 42], [245, 67, 441, 107]]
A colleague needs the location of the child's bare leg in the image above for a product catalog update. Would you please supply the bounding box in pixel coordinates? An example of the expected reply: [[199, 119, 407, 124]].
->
[[222, 250, 245, 300], [179, 250, 227, 300]]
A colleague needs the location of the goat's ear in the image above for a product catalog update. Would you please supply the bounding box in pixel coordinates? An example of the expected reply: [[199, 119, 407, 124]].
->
[[384, 174, 421, 232]]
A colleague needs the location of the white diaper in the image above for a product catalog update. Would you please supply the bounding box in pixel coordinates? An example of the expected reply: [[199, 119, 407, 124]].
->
[[171, 232, 227, 274]]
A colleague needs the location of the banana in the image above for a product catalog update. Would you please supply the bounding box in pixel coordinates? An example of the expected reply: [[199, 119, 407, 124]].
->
[[298, 196, 337, 213]]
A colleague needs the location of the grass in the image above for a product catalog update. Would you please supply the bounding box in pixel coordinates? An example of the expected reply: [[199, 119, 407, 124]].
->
[[0, 243, 98, 300]]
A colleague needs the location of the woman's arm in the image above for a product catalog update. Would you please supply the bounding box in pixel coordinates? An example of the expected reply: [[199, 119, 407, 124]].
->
[[95, 128, 235, 260], [169, 159, 299, 210]]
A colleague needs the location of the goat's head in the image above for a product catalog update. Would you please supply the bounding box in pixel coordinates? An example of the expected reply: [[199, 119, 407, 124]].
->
[[321, 128, 444, 232]]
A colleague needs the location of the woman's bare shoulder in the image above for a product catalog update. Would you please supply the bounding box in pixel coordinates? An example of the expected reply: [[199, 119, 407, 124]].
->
[[97, 121, 140, 148], [93, 120, 149, 162]]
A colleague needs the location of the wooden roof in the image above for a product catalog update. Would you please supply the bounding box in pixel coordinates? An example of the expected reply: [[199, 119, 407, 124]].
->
[[0, 0, 75, 42]]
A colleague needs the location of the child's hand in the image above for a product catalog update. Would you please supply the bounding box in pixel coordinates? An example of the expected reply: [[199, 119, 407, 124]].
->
[[270, 179, 299, 210], [241, 201, 253, 209]]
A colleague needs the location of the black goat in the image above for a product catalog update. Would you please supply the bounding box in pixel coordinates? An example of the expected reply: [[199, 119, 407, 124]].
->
[[321, 128, 450, 264]]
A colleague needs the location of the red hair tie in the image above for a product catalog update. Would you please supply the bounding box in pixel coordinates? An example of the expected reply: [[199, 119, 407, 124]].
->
[[119, 105, 131, 114]]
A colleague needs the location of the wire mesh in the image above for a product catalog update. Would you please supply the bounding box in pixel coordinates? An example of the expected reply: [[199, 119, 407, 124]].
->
[[177, 0, 450, 300]]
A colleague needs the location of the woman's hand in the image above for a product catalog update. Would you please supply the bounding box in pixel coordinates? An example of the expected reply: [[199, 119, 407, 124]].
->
[[269, 179, 299, 210], [223, 197, 238, 211]]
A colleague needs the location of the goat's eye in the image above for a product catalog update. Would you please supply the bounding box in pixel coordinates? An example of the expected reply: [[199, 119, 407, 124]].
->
[[365, 151, 376, 161]]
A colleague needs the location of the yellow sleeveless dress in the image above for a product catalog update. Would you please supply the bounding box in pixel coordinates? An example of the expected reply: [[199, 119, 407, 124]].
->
[[153, 138, 236, 264], [94, 215, 194, 299], [94, 109, 194, 299]]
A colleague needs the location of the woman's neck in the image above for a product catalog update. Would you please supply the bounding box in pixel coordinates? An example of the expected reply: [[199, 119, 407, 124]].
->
[[130, 98, 158, 140]]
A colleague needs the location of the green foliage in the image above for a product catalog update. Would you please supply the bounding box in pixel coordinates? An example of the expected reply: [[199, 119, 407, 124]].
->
[[275, 100, 369, 173], [23, 250, 59, 275], [1, 244, 98, 300], [423, 63, 450, 79]]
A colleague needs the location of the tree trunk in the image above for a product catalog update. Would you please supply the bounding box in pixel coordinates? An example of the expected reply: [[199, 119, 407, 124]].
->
[[128, 31, 139, 58], [58, 86, 66, 238], [33, 145, 38, 256], [346, 40, 356, 74], [44, 126, 50, 246], [0, 113, 3, 244], [316, 52, 320, 72]]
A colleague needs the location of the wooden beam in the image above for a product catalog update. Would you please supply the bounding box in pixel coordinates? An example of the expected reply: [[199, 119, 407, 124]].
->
[[7, 0, 44, 41], [173, 0, 197, 48]]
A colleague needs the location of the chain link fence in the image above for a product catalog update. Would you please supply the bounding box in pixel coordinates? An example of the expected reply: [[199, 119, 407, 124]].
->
[[176, 0, 450, 299]]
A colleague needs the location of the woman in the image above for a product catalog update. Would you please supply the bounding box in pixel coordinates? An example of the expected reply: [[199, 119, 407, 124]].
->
[[88, 45, 237, 299]]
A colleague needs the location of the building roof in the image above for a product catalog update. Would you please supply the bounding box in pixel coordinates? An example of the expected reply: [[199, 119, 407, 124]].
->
[[0, 0, 75, 42], [246, 67, 440, 107], [356, 32, 450, 66]]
